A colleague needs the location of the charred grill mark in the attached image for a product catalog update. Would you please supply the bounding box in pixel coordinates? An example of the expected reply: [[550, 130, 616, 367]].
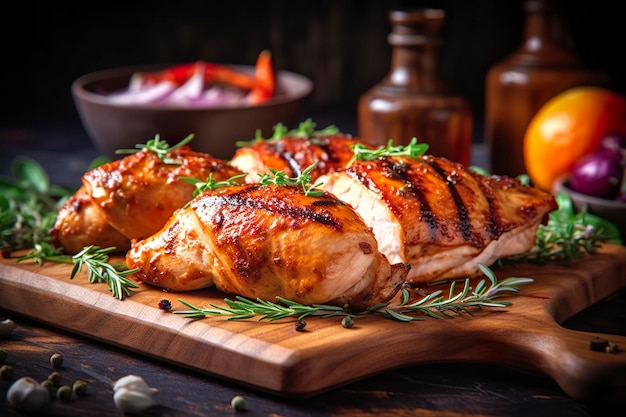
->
[[473, 173, 501, 239], [195, 185, 345, 231], [425, 159, 472, 241], [269, 141, 304, 176], [388, 160, 438, 239]]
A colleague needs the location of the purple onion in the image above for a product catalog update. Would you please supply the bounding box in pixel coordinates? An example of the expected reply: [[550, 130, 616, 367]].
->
[[569, 150, 623, 199]]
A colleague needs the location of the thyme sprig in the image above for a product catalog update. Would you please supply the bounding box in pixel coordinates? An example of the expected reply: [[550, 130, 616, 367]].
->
[[350, 137, 429, 162], [17, 243, 140, 299], [174, 263, 533, 324], [258, 164, 324, 197], [236, 118, 340, 146], [180, 172, 248, 199], [115, 133, 195, 164]]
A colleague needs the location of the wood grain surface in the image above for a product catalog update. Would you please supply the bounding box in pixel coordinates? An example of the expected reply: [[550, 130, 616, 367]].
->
[[1, 244, 625, 403]]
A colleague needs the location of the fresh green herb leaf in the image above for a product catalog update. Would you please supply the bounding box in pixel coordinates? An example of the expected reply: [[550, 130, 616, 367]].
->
[[258, 164, 324, 197], [1, 158, 73, 253], [115, 133, 195, 164], [236, 119, 340, 147], [180, 173, 248, 199], [174, 264, 532, 325], [350, 137, 429, 162]]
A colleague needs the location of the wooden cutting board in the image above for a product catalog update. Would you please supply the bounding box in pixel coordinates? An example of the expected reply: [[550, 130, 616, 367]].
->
[[1, 244, 626, 403]]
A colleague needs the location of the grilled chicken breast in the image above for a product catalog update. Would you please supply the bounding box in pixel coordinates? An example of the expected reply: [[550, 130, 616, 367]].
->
[[230, 134, 373, 183], [318, 155, 558, 284], [51, 147, 244, 253], [126, 183, 409, 311]]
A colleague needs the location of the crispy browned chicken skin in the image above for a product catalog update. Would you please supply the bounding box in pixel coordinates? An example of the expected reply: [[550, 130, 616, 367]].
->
[[51, 146, 243, 253], [126, 184, 410, 311], [230, 134, 374, 183]]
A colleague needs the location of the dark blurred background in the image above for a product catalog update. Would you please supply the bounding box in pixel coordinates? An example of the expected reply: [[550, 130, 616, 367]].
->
[[2, 0, 625, 141]]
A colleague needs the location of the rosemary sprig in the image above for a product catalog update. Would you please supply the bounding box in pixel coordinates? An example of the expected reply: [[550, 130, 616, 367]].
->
[[236, 118, 340, 147], [115, 133, 195, 164], [174, 263, 533, 324], [257, 164, 324, 197], [350, 137, 429, 162], [17, 243, 140, 299]]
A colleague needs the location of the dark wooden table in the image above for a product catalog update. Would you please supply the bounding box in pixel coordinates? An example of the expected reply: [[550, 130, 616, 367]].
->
[[1, 122, 626, 416]]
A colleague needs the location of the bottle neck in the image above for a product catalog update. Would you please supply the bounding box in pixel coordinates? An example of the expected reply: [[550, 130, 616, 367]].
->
[[380, 9, 448, 93], [516, 0, 581, 65], [384, 43, 446, 92]]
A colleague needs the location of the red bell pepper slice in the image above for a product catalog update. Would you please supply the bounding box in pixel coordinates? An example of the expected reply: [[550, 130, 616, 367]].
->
[[248, 50, 276, 104]]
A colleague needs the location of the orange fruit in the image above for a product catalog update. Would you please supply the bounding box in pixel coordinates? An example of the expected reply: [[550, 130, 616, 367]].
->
[[523, 86, 626, 192]]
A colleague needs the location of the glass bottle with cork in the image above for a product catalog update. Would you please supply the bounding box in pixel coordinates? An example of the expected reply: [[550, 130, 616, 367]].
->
[[358, 9, 472, 167], [484, 0, 610, 178]]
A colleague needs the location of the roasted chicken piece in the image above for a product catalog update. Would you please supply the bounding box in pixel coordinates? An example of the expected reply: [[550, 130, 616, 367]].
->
[[51, 146, 244, 253], [318, 155, 558, 284], [50, 185, 130, 254], [230, 134, 374, 183], [126, 183, 410, 311]]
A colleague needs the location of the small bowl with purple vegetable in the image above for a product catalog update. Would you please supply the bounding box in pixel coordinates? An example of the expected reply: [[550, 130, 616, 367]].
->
[[71, 50, 313, 160], [553, 132, 626, 243]]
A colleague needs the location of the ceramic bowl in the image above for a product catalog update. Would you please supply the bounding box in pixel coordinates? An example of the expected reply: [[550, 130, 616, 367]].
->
[[71, 64, 313, 160], [553, 177, 626, 241]]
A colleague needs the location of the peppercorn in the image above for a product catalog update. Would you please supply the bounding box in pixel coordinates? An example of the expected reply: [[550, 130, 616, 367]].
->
[[40, 379, 55, 396], [295, 319, 306, 331], [73, 379, 88, 396], [47, 371, 62, 387], [1, 364, 13, 380], [50, 353, 64, 369], [158, 299, 172, 311], [589, 336, 609, 352], [0, 349, 7, 363], [57, 385, 72, 402], [341, 316, 354, 329], [231, 395, 247, 411]]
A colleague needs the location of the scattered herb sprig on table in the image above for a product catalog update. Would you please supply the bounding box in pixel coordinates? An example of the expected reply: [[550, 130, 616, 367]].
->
[[17, 243, 139, 299], [174, 263, 533, 324]]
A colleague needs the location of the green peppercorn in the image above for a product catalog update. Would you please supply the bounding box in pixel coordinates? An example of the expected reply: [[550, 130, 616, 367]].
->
[[73, 379, 88, 396], [0, 349, 7, 363], [341, 316, 354, 329], [50, 353, 64, 369], [48, 371, 62, 387], [0, 364, 13, 380], [57, 385, 72, 402], [40, 379, 55, 396], [231, 395, 247, 411]]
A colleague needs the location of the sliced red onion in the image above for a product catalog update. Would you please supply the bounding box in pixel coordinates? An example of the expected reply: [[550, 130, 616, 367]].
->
[[106, 81, 177, 105]]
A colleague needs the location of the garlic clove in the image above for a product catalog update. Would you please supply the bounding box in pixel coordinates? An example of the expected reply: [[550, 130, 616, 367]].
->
[[7, 376, 51, 412], [112, 375, 159, 413]]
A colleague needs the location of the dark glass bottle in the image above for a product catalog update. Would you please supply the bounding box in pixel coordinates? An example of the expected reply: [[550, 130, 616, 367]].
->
[[484, 0, 610, 178], [358, 9, 472, 166]]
